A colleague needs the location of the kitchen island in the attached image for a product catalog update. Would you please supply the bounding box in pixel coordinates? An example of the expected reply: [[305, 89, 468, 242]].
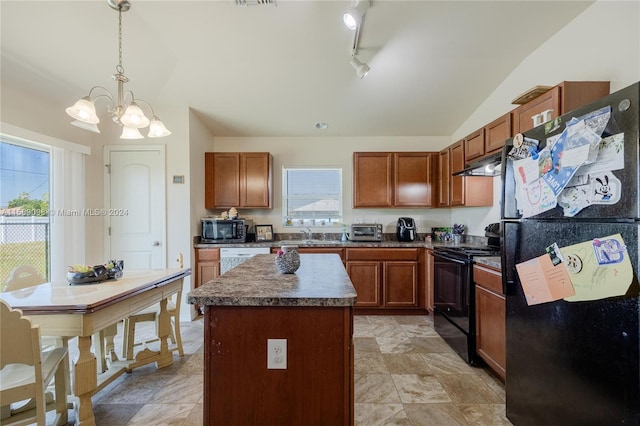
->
[[188, 253, 357, 426]]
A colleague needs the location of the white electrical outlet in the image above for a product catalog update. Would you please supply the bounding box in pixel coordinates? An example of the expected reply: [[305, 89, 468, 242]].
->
[[267, 339, 287, 369]]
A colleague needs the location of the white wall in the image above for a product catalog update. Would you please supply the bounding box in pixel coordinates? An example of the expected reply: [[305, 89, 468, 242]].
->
[[450, 0, 640, 236], [211, 136, 452, 236]]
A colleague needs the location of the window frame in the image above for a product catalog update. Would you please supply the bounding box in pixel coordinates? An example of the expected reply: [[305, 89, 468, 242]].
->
[[281, 166, 343, 227]]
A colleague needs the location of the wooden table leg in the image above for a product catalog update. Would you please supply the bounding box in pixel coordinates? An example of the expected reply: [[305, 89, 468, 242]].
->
[[155, 298, 173, 369], [73, 335, 97, 426]]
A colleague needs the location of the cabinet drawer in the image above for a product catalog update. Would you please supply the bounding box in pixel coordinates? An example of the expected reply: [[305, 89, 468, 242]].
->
[[197, 248, 220, 261], [345, 248, 419, 261], [473, 264, 502, 294]]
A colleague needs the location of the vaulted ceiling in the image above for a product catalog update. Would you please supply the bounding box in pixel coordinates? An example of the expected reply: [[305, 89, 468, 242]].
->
[[1, 0, 595, 137]]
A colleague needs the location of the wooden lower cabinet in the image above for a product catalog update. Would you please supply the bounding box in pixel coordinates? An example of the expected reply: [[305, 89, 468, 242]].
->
[[195, 248, 220, 288], [203, 305, 353, 425], [474, 264, 505, 380], [425, 249, 434, 315], [194, 248, 220, 314], [346, 248, 424, 311]]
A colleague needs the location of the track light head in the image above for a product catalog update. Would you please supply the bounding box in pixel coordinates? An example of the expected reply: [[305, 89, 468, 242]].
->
[[350, 55, 370, 79], [343, 0, 369, 30]]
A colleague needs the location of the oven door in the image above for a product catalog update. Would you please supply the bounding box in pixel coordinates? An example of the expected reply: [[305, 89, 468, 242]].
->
[[433, 251, 471, 329], [432, 250, 476, 364]]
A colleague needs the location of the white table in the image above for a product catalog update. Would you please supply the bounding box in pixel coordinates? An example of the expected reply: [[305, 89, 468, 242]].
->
[[0, 268, 191, 426]]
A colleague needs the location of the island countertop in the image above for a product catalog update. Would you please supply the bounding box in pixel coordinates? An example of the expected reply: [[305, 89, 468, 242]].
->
[[187, 253, 356, 307]]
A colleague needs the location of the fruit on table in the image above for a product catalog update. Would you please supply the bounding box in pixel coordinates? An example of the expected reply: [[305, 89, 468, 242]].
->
[[68, 265, 93, 273]]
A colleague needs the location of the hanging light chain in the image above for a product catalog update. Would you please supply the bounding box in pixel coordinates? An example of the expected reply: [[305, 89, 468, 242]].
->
[[117, 6, 124, 73]]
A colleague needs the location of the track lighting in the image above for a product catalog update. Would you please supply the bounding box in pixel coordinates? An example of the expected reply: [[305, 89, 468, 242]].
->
[[350, 55, 370, 79], [343, 0, 369, 31]]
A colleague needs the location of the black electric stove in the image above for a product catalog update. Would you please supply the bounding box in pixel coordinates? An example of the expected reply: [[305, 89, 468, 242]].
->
[[432, 224, 501, 364]]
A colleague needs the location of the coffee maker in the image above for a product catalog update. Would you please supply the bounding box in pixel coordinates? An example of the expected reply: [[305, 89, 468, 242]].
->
[[396, 217, 417, 242]]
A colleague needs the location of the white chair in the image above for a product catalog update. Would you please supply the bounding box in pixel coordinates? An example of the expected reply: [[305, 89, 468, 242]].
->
[[122, 289, 184, 360], [3, 265, 46, 292], [0, 299, 69, 426]]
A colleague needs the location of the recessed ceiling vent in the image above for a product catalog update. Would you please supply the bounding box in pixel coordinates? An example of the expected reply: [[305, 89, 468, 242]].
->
[[235, 0, 277, 7]]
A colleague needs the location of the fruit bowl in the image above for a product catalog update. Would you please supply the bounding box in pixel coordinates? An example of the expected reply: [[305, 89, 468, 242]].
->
[[67, 260, 124, 285]]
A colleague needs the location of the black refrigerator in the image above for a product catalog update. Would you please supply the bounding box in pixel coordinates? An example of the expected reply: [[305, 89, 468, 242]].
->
[[501, 82, 640, 425]]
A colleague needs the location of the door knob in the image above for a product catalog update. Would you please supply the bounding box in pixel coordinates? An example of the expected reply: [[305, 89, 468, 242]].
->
[[153, 241, 161, 246]]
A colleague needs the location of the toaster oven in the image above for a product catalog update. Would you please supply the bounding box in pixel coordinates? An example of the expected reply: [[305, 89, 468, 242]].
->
[[350, 223, 383, 242]]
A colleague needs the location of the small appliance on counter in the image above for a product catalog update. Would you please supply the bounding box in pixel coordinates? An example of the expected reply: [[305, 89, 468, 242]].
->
[[200, 218, 253, 243], [396, 217, 416, 242], [350, 223, 383, 242]]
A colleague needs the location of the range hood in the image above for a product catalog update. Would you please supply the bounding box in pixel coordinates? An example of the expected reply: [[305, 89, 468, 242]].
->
[[452, 151, 502, 177]]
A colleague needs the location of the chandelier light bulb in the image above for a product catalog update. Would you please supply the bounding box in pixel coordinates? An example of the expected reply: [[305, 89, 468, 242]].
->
[[120, 102, 150, 128], [148, 118, 172, 138], [120, 126, 144, 139], [65, 97, 100, 124]]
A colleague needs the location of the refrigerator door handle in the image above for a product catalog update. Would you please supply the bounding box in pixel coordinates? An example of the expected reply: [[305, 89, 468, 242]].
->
[[501, 220, 521, 295]]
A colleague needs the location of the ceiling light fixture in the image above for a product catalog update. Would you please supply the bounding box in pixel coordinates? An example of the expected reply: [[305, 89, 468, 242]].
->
[[343, 0, 371, 78], [65, 0, 170, 139], [350, 55, 370, 79], [343, 0, 369, 31]]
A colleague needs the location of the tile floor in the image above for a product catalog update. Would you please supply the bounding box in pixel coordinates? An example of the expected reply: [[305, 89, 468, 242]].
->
[[59, 314, 511, 425]]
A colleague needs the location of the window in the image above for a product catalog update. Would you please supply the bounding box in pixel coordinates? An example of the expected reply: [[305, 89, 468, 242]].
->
[[282, 167, 342, 226], [1, 124, 89, 282], [0, 141, 51, 287]]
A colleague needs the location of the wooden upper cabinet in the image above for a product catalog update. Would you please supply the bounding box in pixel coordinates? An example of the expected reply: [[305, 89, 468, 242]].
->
[[438, 148, 450, 207], [205, 152, 273, 209], [439, 140, 493, 208], [353, 152, 394, 208], [450, 140, 465, 206], [464, 129, 485, 163], [394, 152, 437, 207], [485, 113, 511, 155], [241, 152, 272, 208], [354, 152, 437, 208], [512, 81, 610, 134]]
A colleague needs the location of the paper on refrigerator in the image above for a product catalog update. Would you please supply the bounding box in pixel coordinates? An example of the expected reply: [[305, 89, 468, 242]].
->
[[560, 234, 633, 302], [515, 253, 575, 305]]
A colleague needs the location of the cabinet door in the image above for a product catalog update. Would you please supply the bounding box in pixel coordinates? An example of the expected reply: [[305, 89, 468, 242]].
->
[[450, 140, 465, 206], [383, 261, 418, 307], [512, 86, 559, 134], [476, 285, 506, 380], [195, 248, 220, 287], [205, 152, 240, 208], [346, 261, 381, 307], [353, 153, 394, 208], [485, 113, 511, 154], [464, 129, 485, 162], [241, 152, 272, 208], [425, 249, 434, 315], [438, 149, 450, 207], [394, 153, 435, 207]]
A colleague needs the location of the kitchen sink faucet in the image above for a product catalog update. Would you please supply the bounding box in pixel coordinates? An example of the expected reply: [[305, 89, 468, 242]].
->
[[300, 227, 313, 240]]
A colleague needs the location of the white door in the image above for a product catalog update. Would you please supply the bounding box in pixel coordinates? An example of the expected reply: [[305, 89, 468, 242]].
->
[[105, 146, 166, 269]]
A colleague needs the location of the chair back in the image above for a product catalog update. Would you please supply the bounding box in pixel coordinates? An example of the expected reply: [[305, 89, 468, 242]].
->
[[3, 265, 46, 292], [0, 299, 41, 369]]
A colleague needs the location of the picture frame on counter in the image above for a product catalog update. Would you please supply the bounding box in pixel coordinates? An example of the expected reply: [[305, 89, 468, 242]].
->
[[256, 225, 274, 242]]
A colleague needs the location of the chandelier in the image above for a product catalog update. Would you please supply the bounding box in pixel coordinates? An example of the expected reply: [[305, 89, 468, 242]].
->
[[65, 0, 170, 139]]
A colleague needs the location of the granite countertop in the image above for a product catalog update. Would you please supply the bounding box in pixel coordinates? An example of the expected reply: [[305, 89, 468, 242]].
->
[[187, 253, 356, 307], [474, 256, 502, 270], [193, 240, 432, 249]]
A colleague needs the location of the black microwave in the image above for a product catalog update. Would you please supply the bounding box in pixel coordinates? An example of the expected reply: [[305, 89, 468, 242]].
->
[[201, 218, 251, 243]]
